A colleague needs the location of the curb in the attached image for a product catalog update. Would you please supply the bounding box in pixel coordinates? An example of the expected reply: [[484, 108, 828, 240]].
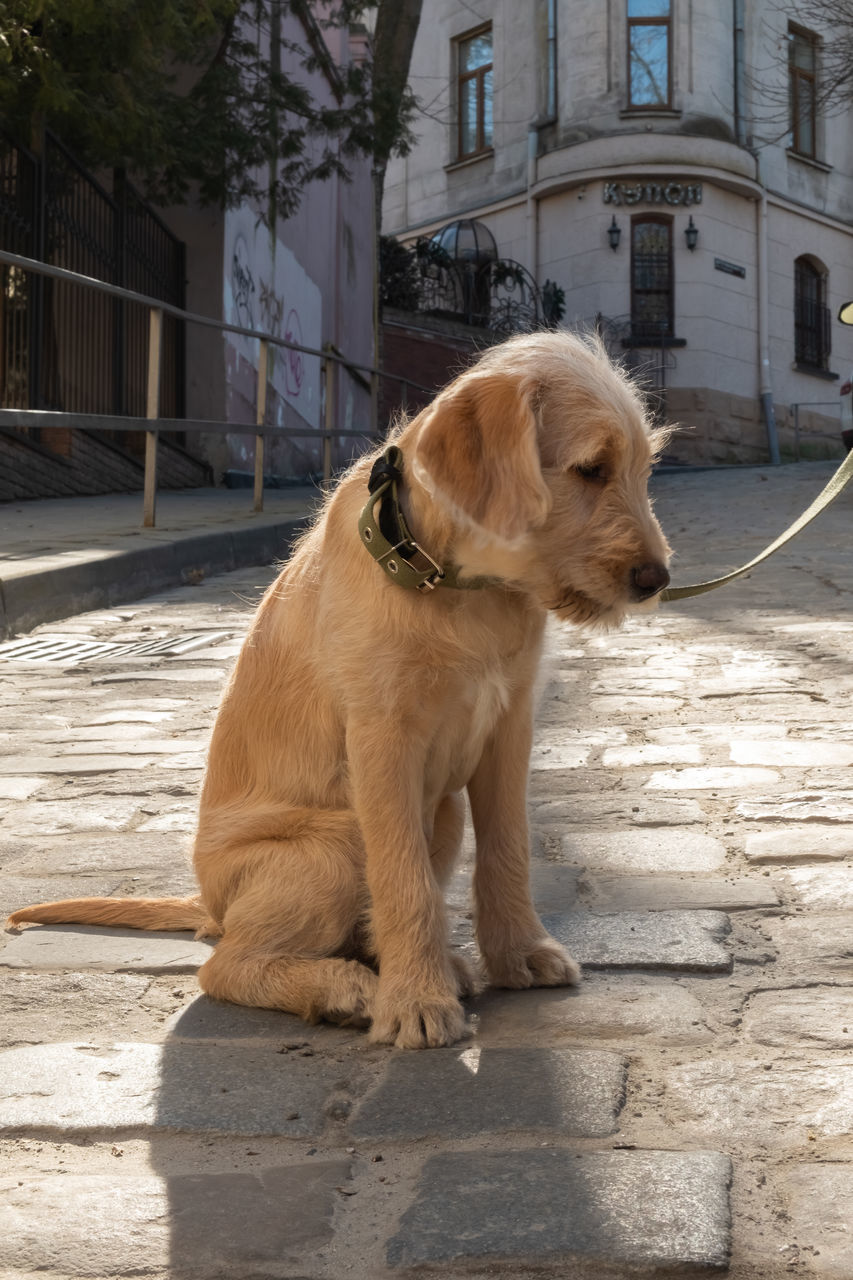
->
[[0, 517, 309, 640]]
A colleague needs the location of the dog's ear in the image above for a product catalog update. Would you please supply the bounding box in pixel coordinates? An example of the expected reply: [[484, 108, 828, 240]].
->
[[413, 372, 552, 541]]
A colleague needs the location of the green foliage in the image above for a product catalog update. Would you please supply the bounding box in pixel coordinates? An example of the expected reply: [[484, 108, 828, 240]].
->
[[0, 0, 418, 218]]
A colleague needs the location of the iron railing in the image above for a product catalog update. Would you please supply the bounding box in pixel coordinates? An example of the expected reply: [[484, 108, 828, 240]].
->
[[0, 246, 432, 527], [0, 133, 185, 429]]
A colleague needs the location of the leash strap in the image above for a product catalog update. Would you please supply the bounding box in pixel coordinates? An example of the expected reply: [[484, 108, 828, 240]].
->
[[662, 448, 853, 601]]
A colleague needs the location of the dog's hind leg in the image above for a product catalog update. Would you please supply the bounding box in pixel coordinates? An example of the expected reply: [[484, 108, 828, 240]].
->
[[196, 831, 377, 1026]]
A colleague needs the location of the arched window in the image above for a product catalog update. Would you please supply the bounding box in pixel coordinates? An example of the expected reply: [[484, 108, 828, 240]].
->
[[631, 216, 673, 339], [794, 256, 830, 371]]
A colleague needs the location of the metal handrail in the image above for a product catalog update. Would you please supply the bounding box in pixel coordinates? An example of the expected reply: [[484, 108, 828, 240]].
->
[[0, 247, 435, 525]]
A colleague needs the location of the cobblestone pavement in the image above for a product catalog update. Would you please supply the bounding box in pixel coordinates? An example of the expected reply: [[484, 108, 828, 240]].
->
[[1, 461, 852, 1278]]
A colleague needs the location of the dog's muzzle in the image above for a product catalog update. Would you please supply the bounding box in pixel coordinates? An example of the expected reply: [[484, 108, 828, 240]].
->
[[631, 562, 671, 601]]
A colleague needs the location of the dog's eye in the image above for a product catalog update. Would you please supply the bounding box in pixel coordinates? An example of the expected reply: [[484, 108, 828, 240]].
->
[[574, 462, 608, 484]]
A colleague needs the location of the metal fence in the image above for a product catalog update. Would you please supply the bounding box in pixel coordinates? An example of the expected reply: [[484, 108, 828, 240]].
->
[[0, 133, 184, 433], [0, 246, 433, 527]]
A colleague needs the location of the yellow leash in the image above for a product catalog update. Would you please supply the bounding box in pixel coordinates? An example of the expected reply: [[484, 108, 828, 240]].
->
[[661, 449, 853, 601]]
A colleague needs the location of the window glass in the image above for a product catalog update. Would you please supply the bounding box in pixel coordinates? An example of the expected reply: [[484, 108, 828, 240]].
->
[[460, 32, 492, 73], [632, 219, 673, 338], [628, 0, 670, 15], [630, 26, 669, 105], [457, 28, 493, 157]]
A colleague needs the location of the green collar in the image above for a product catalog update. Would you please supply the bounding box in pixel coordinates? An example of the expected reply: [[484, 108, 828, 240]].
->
[[358, 446, 495, 592]]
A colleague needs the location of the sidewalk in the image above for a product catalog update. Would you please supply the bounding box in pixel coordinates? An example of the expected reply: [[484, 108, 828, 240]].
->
[[1, 459, 853, 1277], [0, 485, 318, 638]]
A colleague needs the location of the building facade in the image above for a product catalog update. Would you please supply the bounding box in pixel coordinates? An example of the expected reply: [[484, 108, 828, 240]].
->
[[383, 0, 853, 463]]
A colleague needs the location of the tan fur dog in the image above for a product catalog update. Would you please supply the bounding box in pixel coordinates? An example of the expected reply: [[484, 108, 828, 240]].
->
[[8, 332, 671, 1049]]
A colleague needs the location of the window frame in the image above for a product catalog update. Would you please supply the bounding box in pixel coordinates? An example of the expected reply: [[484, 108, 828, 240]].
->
[[626, 1, 673, 112], [630, 213, 675, 341], [789, 23, 818, 160], [455, 24, 494, 161]]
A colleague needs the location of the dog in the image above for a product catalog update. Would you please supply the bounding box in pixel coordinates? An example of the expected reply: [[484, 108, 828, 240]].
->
[[8, 331, 671, 1049]]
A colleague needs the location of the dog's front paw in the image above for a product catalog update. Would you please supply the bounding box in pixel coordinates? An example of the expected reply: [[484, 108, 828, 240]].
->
[[485, 935, 581, 990], [369, 990, 467, 1049]]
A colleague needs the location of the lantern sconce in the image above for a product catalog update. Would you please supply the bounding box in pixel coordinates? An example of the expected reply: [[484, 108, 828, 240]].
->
[[607, 216, 621, 250], [685, 215, 699, 251]]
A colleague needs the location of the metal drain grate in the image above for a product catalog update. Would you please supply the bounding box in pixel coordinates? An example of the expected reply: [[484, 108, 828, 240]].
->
[[0, 631, 234, 664]]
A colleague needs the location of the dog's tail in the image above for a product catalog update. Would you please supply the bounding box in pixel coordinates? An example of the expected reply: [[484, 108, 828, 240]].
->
[[7, 894, 219, 936]]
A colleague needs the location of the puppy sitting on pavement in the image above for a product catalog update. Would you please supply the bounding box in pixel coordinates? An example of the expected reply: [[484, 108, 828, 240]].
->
[[9, 331, 671, 1049]]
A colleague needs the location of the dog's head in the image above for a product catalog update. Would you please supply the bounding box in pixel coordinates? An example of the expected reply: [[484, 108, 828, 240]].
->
[[410, 331, 671, 628]]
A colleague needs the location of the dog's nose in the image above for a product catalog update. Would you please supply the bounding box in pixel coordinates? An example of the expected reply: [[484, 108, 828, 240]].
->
[[630, 561, 670, 600]]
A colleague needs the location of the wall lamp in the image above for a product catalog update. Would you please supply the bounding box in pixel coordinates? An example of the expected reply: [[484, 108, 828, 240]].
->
[[607, 216, 621, 250], [685, 215, 699, 251]]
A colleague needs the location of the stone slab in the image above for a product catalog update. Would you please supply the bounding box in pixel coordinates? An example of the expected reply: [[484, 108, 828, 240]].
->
[[0, 776, 46, 800], [746, 828, 853, 863], [529, 794, 706, 826], [386, 1148, 731, 1271], [539, 829, 725, 874], [350, 1046, 626, 1140], [0, 925, 213, 973], [0, 754, 159, 774], [0, 1042, 337, 1136], [666, 1057, 853, 1145], [0, 1162, 349, 1277], [732, 740, 853, 767], [738, 792, 853, 823], [470, 978, 713, 1046], [784, 864, 853, 909], [744, 988, 853, 1049], [580, 874, 781, 912], [0, 831, 190, 875], [0, 969, 160, 1047], [541, 910, 732, 972], [645, 766, 780, 790], [602, 743, 704, 767], [781, 1165, 853, 1277], [764, 916, 853, 978], [0, 796, 143, 835]]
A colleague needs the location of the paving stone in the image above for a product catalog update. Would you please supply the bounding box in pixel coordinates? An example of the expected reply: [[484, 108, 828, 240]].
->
[[470, 977, 713, 1046], [764, 916, 853, 978], [645, 723, 789, 744], [386, 1148, 731, 1271], [350, 1046, 626, 1140], [537, 829, 725, 873], [602, 742, 704, 767], [738, 792, 853, 823], [60, 737, 208, 755], [0, 1042, 336, 1136], [0, 970, 172, 1047], [92, 667, 226, 683], [744, 988, 853, 1049], [666, 1058, 853, 1145], [731, 740, 853, 767], [529, 794, 706, 826], [166, 993, 359, 1046], [746, 828, 853, 862], [1, 874, 124, 915], [0, 831, 189, 873], [580, 874, 780, 912], [0, 925, 213, 973], [541, 910, 732, 972], [0, 1161, 350, 1277], [0, 776, 46, 800], [588, 694, 685, 717], [780, 1165, 853, 1277], [645, 766, 780, 790], [783, 864, 853, 908], [0, 754, 160, 774], [0, 796, 142, 834]]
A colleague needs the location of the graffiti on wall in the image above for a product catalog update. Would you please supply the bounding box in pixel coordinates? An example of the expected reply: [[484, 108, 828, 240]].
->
[[224, 207, 322, 429]]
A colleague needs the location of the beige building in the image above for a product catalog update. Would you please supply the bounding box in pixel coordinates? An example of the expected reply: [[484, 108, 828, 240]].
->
[[383, 0, 853, 463]]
